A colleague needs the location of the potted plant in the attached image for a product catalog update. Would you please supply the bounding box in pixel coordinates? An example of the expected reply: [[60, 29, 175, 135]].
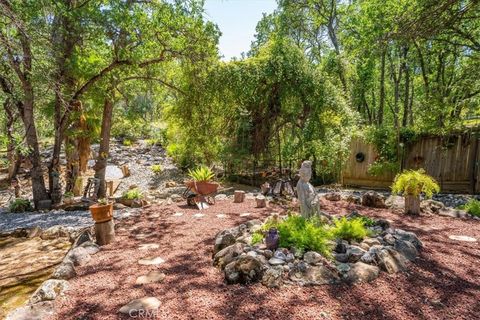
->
[[120, 188, 144, 207], [63, 191, 75, 205], [391, 169, 440, 215], [89, 198, 113, 223], [186, 165, 219, 195]]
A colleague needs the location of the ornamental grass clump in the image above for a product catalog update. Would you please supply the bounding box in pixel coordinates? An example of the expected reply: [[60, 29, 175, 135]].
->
[[391, 169, 440, 215], [188, 165, 215, 182], [329, 217, 370, 243], [262, 214, 333, 257]]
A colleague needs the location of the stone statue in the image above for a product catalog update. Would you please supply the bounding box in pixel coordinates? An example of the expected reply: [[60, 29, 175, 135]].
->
[[296, 161, 321, 219]]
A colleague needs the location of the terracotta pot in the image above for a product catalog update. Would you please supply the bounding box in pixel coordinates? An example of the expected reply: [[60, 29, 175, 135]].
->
[[185, 181, 219, 195], [89, 203, 113, 223]]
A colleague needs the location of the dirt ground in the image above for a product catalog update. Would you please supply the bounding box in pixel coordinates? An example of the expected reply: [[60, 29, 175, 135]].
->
[[51, 199, 480, 320]]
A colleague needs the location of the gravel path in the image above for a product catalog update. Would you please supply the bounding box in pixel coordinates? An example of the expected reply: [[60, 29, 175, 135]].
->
[[50, 199, 480, 320], [0, 209, 141, 232]]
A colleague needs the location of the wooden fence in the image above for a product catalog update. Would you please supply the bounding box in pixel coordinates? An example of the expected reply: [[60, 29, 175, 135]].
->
[[342, 132, 480, 194]]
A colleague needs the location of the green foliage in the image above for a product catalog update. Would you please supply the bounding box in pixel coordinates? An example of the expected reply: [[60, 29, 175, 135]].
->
[[460, 199, 480, 217], [122, 188, 143, 200], [391, 169, 440, 198], [367, 160, 400, 177], [151, 164, 163, 174], [122, 139, 133, 147], [251, 232, 264, 245], [64, 191, 74, 198], [187, 166, 215, 182], [97, 198, 109, 205], [264, 215, 333, 257], [9, 199, 33, 213], [329, 217, 370, 243]]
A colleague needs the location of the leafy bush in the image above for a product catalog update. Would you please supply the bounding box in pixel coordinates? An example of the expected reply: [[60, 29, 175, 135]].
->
[[460, 199, 480, 217], [122, 188, 143, 200], [329, 217, 370, 243], [123, 139, 133, 147], [263, 215, 333, 257], [188, 165, 215, 182], [64, 191, 74, 198], [151, 164, 163, 174], [251, 232, 264, 245], [9, 198, 33, 213], [391, 169, 440, 198]]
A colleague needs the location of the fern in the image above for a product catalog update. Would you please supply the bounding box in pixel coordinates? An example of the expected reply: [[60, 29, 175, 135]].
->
[[391, 169, 440, 198]]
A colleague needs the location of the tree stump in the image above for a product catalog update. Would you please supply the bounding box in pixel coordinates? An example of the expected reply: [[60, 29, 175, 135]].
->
[[255, 195, 266, 208], [233, 190, 245, 203], [405, 195, 420, 215], [95, 219, 115, 246]]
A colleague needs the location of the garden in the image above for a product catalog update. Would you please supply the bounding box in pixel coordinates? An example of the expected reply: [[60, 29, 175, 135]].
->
[[1, 0, 480, 319]]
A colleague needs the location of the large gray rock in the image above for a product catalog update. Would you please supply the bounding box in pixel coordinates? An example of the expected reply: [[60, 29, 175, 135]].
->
[[213, 243, 244, 269], [376, 247, 408, 274], [303, 251, 324, 265], [325, 192, 341, 201], [344, 262, 379, 283], [293, 265, 339, 285], [394, 229, 423, 250], [213, 227, 244, 254], [67, 247, 91, 266], [29, 280, 69, 304], [261, 266, 284, 288], [40, 226, 71, 240], [394, 239, 418, 261], [52, 261, 76, 280], [346, 245, 367, 263], [361, 191, 386, 208], [224, 255, 264, 284], [79, 241, 100, 255]]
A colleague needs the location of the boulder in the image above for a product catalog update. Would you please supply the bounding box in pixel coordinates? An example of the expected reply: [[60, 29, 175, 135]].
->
[[420, 199, 445, 215], [345, 194, 361, 205], [213, 231, 236, 255], [261, 266, 284, 288], [224, 255, 263, 284], [41, 226, 71, 240], [325, 192, 341, 201], [73, 229, 93, 247], [67, 247, 91, 266], [29, 280, 69, 304], [394, 229, 423, 250], [385, 195, 405, 210], [393, 239, 418, 261], [213, 243, 245, 269], [303, 251, 324, 265], [79, 241, 100, 255], [27, 226, 43, 238], [303, 265, 340, 285], [333, 253, 349, 263], [376, 247, 407, 274], [346, 245, 367, 263], [361, 191, 386, 208], [52, 261, 76, 280], [344, 262, 379, 283]]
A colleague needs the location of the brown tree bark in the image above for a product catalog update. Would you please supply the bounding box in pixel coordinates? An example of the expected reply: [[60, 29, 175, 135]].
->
[[94, 95, 114, 198], [378, 48, 386, 125]]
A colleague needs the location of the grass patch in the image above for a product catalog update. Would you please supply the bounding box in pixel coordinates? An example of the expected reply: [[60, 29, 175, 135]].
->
[[151, 164, 163, 174]]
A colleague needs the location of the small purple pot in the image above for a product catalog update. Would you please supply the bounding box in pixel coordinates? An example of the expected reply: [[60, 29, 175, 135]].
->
[[265, 228, 279, 251]]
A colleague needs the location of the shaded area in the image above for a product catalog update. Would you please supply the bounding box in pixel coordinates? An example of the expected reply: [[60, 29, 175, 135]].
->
[[52, 199, 480, 320]]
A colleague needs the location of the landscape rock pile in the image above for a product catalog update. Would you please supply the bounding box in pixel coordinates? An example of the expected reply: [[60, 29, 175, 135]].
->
[[213, 216, 422, 288]]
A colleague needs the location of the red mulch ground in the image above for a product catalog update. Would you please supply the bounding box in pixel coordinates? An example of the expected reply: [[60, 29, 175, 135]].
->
[[51, 199, 480, 320]]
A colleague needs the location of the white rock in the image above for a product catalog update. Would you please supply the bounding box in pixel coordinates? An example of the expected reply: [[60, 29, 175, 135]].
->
[[138, 257, 165, 265], [119, 297, 161, 314]]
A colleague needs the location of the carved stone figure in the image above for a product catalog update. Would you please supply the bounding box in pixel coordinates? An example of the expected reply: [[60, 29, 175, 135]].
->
[[296, 161, 321, 218]]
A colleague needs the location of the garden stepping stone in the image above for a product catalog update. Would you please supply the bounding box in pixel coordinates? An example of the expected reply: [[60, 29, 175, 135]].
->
[[193, 213, 204, 218], [119, 297, 161, 314], [135, 233, 152, 240], [216, 214, 227, 219], [135, 271, 166, 285], [138, 257, 165, 265], [448, 235, 477, 242], [240, 213, 251, 217], [173, 212, 184, 217], [138, 243, 160, 250]]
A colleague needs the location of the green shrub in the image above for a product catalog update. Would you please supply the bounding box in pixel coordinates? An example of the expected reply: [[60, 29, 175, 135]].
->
[[391, 169, 440, 198], [122, 188, 143, 200], [123, 139, 133, 147], [151, 164, 163, 174], [329, 217, 370, 243], [187, 165, 215, 182], [251, 232, 264, 245], [263, 215, 333, 257], [64, 191, 74, 198], [9, 198, 33, 213], [461, 199, 480, 217]]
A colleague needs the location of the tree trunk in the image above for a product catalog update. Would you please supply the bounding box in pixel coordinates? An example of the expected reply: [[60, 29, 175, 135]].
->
[[402, 46, 410, 127], [234, 190, 246, 203], [95, 219, 115, 246], [3, 99, 21, 181], [20, 91, 49, 207], [94, 96, 114, 198], [378, 48, 386, 125], [405, 194, 420, 215]]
